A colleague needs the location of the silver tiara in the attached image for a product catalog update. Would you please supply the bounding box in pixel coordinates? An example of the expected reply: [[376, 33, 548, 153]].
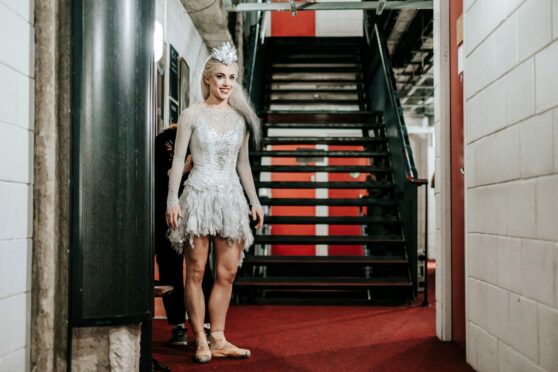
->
[[210, 42, 238, 65]]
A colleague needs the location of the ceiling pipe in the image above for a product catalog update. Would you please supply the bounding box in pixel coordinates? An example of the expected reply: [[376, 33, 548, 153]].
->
[[180, 0, 233, 48]]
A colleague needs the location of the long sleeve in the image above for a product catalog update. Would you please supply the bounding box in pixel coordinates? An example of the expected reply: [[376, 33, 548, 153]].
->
[[236, 129, 261, 208], [166, 108, 195, 209]]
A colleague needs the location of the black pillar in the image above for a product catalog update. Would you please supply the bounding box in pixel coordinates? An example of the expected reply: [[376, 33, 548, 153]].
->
[[70, 0, 155, 326]]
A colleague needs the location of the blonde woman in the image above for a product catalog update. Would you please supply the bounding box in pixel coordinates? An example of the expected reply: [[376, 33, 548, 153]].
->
[[165, 42, 263, 363]]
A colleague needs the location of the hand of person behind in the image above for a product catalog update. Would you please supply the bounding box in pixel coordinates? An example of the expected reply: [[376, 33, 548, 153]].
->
[[183, 154, 193, 173]]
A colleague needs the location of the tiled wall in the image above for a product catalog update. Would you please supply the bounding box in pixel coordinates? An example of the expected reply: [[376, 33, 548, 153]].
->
[[0, 0, 34, 371], [464, 0, 558, 370]]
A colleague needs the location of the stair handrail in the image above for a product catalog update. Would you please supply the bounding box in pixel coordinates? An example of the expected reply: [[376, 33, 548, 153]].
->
[[244, 10, 264, 105], [364, 18, 427, 187]]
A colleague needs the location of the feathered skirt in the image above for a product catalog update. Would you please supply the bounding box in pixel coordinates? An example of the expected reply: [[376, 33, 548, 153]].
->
[[166, 177, 254, 267]]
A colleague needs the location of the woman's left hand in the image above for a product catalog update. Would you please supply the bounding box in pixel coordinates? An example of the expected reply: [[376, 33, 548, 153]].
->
[[251, 205, 264, 230]]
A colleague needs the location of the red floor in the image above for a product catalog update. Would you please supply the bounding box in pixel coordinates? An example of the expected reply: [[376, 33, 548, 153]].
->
[[152, 265, 473, 371]]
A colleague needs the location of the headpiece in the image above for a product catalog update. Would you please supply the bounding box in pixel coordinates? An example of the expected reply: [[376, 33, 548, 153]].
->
[[210, 42, 238, 66]]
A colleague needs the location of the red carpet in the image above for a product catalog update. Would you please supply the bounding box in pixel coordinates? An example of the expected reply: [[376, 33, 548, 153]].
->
[[152, 264, 473, 371]]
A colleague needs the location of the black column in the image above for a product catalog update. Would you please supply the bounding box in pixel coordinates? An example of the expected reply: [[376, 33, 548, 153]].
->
[[70, 0, 155, 326]]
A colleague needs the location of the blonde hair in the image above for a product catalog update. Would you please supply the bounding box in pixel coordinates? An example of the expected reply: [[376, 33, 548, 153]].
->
[[200, 58, 261, 148]]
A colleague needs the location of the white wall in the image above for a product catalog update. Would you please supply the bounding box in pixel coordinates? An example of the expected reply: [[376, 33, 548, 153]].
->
[[464, 0, 558, 371], [156, 0, 209, 128], [315, 10, 363, 37], [0, 1, 34, 371]]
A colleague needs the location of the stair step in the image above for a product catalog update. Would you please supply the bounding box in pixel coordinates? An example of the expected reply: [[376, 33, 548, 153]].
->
[[270, 78, 362, 84], [272, 66, 360, 73], [254, 165, 391, 173], [243, 255, 407, 265], [269, 89, 360, 94], [271, 82, 360, 91], [234, 277, 412, 288], [254, 235, 404, 245], [263, 137, 386, 145], [253, 150, 387, 158], [268, 99, 361, 105], [264, 216, 402, 225], [262, 122, 381, 129], [259, 197, 397, 207], [263, 111, 381, 123], [256, 180, 392, 188], [272, 55, 360, 63]]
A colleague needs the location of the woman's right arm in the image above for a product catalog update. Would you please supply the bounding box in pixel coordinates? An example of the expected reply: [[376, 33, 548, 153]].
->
[[166, 108, 195, 228]]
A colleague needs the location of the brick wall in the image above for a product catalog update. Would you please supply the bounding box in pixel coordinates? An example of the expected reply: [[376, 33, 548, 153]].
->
[[0, 0, 34, 371], [464, 0, 558, 370]]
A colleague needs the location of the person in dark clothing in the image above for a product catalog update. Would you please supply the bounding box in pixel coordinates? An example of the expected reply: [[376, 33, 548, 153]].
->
[[155, 124, 214, 346]]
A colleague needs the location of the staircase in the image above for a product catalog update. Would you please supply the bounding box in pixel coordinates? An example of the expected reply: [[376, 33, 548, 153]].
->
[[237, 34, 423, 304]]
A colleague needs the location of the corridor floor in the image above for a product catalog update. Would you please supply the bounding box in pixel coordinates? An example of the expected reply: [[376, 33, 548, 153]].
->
[[152, 265, 473, 371]]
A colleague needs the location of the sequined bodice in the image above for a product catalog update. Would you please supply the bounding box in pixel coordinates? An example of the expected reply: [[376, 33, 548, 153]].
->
[[187, 105, 244, 189], [166, 102, 261, 209]]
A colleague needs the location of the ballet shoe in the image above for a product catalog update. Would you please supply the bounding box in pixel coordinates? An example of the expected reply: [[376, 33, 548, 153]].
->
[[194, 333, 212, 363], [209, 337, 251, 359]]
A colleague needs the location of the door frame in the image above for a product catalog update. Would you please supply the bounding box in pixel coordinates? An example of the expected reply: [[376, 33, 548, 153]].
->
[[434, 0, 453, 342]]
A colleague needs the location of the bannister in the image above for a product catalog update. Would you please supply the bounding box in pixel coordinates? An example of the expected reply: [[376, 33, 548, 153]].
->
[[362, 12, 428, 298], [243, 10, 265, 112]]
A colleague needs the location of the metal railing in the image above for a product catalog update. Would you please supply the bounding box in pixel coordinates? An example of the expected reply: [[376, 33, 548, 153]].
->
[[363, 13, 428, 301]]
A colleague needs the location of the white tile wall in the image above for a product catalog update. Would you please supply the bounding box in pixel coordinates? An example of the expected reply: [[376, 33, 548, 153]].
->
[[498, 341, 544, 372], [315, 10, 363, 37], [536, 175, 558, 241], [496, 237, 523, 293], [0, 348, 26, 372], [468, 233, 498, 284], [509, 294, 539, 362], [518, 0, 552, 61], [0, 294, 28, 361], [520, 111, 554, 178], [463, 0, 483, 56], [468, 184, 508, 235], [0, 239, 31, 300], [538, 304, 558, 371], [467, 321, 499, 371], [493, 125, 521, 183], [466, 91, 484, 143], [0, 2, 33, 77], [535, 40, 558, 113], [507, 181, 536, 239], [484, 76, 509, 137], [0, 123, 33, 184], [0, 1, 33, 370], [464, 0, 558, 369], [521, 239, 556, 306], [492, 12, 518, 81], [505, 58, 535, 126], [554, 109, 558, 172]]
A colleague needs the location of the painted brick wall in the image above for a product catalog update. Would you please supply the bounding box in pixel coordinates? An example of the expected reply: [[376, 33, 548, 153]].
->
[[464, 0, 558, 371], [0, 0, 34, 371]]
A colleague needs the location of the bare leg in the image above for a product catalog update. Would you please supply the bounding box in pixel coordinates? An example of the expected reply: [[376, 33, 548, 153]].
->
[[183, 236, 212, 362], [208, 237, 242, 331], [208, 237, 250, 358]]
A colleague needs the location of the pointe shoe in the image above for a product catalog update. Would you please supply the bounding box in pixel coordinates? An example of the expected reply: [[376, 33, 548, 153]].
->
[[209, 337, 251, 359], [194, 333, 212, 363]]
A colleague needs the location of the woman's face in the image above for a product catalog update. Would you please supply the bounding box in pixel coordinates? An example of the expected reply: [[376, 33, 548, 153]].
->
[[204, 63, 237, 102]]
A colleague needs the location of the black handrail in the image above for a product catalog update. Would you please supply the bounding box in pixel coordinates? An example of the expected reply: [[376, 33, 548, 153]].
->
[[245, 10, 264, 102], [362, 13, 429, 298], [364, 16, 427, 187]]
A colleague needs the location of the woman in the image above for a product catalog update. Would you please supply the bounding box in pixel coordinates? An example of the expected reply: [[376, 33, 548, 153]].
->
[[166, 42, 264, 363]]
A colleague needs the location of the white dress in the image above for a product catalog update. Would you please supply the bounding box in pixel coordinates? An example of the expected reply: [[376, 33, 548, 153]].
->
[[166, 102, 260, 265]]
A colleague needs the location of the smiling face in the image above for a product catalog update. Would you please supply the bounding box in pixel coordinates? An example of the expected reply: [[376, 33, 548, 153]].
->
[[203, 63, 237, 103]]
